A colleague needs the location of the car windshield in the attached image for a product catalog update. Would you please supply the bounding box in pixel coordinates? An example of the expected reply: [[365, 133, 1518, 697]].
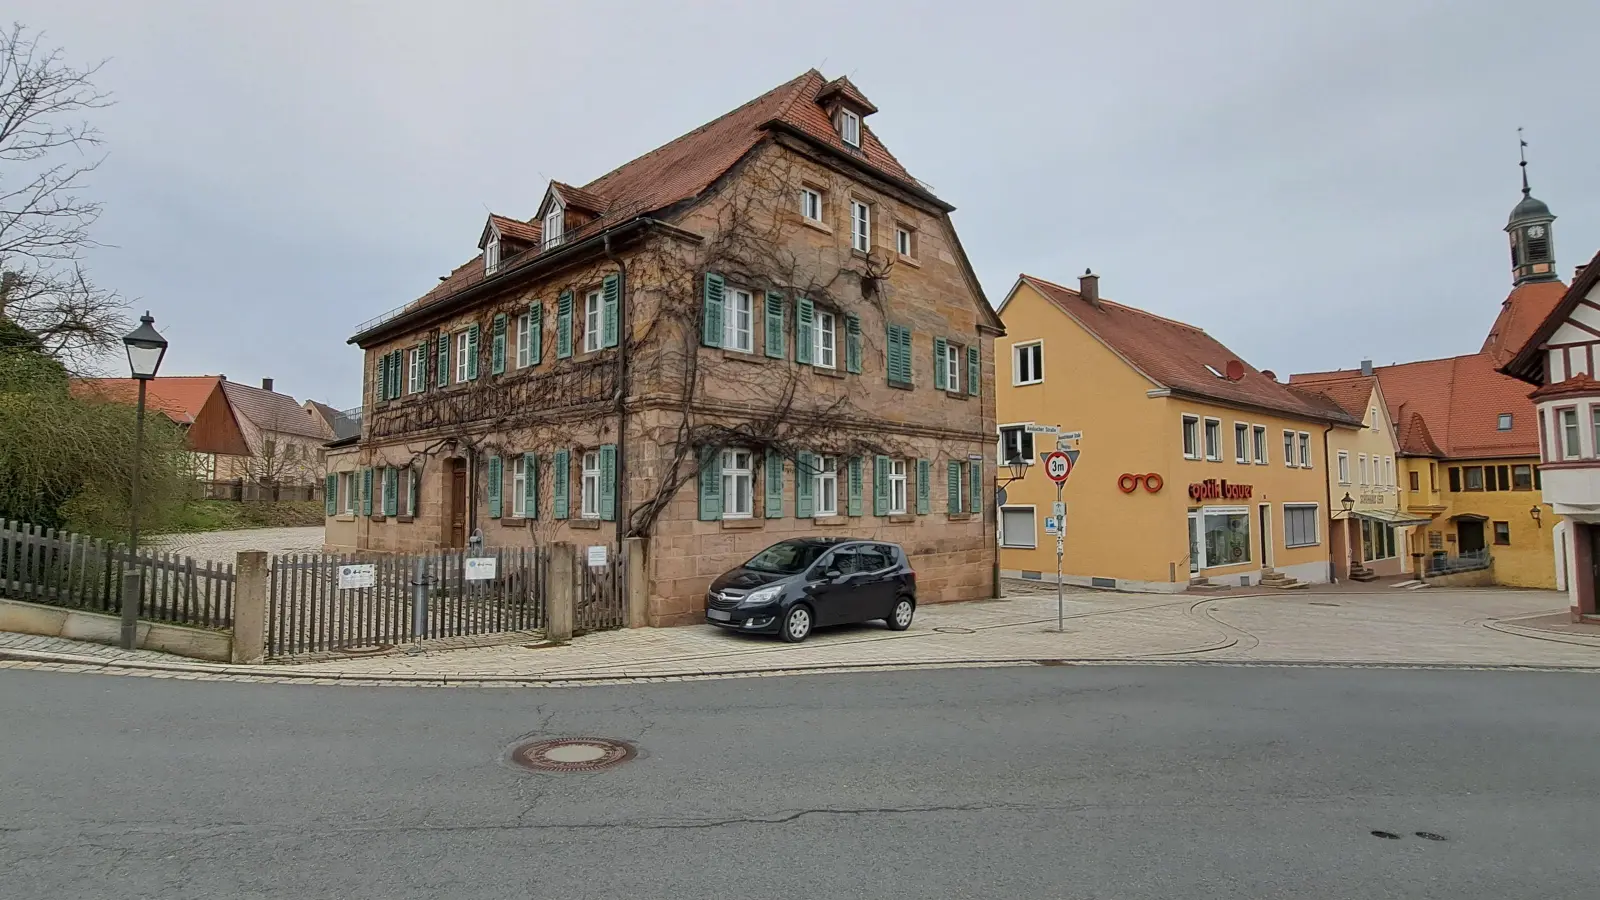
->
[[742, 540, 831, 575]]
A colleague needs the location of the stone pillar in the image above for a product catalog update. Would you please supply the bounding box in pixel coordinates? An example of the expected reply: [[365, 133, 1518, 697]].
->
[[1572, 523, 1596, 621], [231, 551, 268, 664], [625, 537, 649, 628], [547, 542, 575, 642]]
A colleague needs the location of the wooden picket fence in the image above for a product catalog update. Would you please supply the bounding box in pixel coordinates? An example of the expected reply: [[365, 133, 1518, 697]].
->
[[0, 519, 235, 629]]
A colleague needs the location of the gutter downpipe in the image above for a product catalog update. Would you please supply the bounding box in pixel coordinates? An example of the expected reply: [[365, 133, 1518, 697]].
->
[[604, 232, 631, 615], [1322, 424, 1336, 583]]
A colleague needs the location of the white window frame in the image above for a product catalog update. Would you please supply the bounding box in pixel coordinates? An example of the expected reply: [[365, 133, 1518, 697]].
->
[[1198, 505, 1252, 569], [945, 342, 961, 392], [800, 187, 822, 222], [1283, 503, 1321, 548], [1385, 456, 1394, 488], [1204, 418, 1222, 462], [721, 448, 753, 519], [1234, 422, 1249, 464], [1359, 453, 1369, 485], [850, 199, 871, 252], [1337, 451, 1350, 484], [543, 203, 563, 248], [342, 472, 356, 514], [1000, 505, 1038, 549], [1370, 407, 1379, 432], [581, 451, 601, 520], [814, 309, 837, 369], [725, 287, 754, 353], [1282, 430, 1295, 468], [1560, 407, 1581, 458], [815, 456, 839, 518], [1012, 341, 1043, 385], [484, 234, 500, 275], [999, 425, 1035, 466], [584, 289, 603, 354], [1298, 432, 1311, 468], [515, 313, 531, 368], [1182, 415, 1201, 460], [1252, 425, 1268, 465], [838, 108, 861, 147], [455, 330, 470, 383], [512, 455, 527, 518], [896, 226, 913, 257], [888, 459, 907, 515], [407, 347, 424, 394], [396, 468, 411, 517]]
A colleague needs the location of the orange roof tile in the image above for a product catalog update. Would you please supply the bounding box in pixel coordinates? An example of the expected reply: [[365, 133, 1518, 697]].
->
[[486, 214, 542, 246], [1481, 279, 1568, 367], [1501, 248, 1600, 383], [1291, 373, 1377, 421], [69, 376, 222, 426], [1019, 275, 1359, 425]]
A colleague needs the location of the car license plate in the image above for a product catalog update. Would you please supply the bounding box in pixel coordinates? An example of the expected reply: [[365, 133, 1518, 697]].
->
[[707, 609, 732, 621]]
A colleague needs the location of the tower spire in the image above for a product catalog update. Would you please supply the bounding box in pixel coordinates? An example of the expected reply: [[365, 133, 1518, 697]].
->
[[1506, 128, 1557, 285], [1519, 127, 1530, 196]]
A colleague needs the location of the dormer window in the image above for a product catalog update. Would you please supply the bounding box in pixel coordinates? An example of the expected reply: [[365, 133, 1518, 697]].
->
[[544, 204, 564, 249], [484, 234, 501, 275], [836, 108, 860, 147]]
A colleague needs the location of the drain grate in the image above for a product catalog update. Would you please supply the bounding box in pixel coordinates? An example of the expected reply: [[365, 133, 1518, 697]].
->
[[1034, 659, 1073, 667], [933, 626, 977, 634], [1370, 830, 1401, 840], [1414, 831, 1448, 841], [510, 738, 636, 773]]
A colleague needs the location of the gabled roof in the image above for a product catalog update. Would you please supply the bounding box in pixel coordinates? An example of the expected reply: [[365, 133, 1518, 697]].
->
[[1480, 278, 1569, 368], [1292, 373, 1378, 422], [1501, 247, 1600, 384], [480, 214, 542, 249], [1014, 275, 1359, 425], [220, 381, 333, 441], [70, 376, 222, 426], [545, 182, 611, 216], [817, 76, 879, 115], [1397, 412, 1445, 457]]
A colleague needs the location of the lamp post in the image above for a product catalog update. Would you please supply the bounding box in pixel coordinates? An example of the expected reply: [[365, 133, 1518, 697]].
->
[[119, 312, 168, 650], [1337, 492, 1356, 580], [992, 459, 1030, 599], [1530, 505, 1543, 528]]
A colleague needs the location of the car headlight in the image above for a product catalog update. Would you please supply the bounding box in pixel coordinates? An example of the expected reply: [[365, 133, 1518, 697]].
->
[[741, 584, 783, 605]]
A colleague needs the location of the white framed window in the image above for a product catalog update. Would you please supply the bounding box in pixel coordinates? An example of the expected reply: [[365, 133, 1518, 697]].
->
[[1234, 423, 1249, 463], [1297, 432, 1311, 468], [1560, 407, 1581, 458], [1013, 341, 1043, 385], [896, 226, 914, 257], [1182, 415, 1201, 460], [1252, 425, 1267, 464], [999, 425, 1035, 465], [1001, 506, 1037, 549], [342, 473, 356, 514], [407, 347, 424, 394], [815, 456, 838, 517], [1200, 506, 1251, 567], [1204, 418, 1222, 461], [584, 289, 602, 353], [1385, 456, 1394, 488], [581, 451, 601, 519], [815, 309, 837, 368], [837, 108, 861, 147], [512, 455, 527, 517], [721, 448, 753, 519], [800, 187, 822, 222], [1337, 451, 1350, 484], [1359, 453, 1369, 485], [888, 459, 907, 515], [945, 342, 961, 391], [484, 235, 500, 275], [1282, 430, 1295, 467], [1284, 504, 1320, 548], [850, 200, 870, 252], [516, 313, 531, 368], [1370, 407, 1379, 432], [543, 203, 563, 248], [455, 330, 470, 383], [396, 468, 411, 517], [725, 288, 754, 353]]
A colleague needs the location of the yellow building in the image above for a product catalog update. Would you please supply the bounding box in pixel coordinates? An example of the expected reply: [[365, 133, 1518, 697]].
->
[[995, 274, 1362, 592]]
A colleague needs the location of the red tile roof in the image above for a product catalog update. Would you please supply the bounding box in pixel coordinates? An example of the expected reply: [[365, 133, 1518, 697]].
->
[[1501, 248, 1600, 383], [1019, 275, 1359, 425], [1397, 412, 1445, 457], [547, 182, 611, 216], [1291, 373, 1377, 421], [486, 214, 542, 246], [817, 76, 879, 115], [69, 376, 223, 426], [1480, 279, 1569, 367]]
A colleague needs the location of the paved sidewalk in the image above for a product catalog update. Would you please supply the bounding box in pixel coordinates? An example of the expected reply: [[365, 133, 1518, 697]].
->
[[4, 585, 1599, 686], [149, 526, 325, 563]]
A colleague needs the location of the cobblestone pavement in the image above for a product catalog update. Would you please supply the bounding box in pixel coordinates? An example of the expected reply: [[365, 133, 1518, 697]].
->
[[149, 526, 325, 563], [4, 584, 1599, 686]]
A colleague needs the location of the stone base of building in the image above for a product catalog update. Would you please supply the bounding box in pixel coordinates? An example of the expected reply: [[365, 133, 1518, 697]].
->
[[1002, 570, 1189, 595]]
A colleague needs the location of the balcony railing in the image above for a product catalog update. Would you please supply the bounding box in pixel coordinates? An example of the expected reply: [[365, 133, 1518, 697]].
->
[[1425, 548, 1492, 576], [367, 363, 617, 440]]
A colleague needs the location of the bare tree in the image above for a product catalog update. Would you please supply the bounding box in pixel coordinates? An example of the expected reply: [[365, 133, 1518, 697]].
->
[[0, 23, 123, 371]]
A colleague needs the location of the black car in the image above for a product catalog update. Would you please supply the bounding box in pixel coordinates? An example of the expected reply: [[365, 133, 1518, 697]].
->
[[704, 538, 917, 642]]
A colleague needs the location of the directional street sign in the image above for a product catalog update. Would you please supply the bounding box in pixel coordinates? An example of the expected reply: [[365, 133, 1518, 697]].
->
[[1025, 424, 1060, 434], [1052, 501, 1066, 517], [1043, 451, 1072, 483]]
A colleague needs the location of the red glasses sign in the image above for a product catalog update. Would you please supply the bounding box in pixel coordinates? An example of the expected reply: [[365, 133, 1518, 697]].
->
[[1118, 473, 1164, 494], [1187, 479, 1253, 501]]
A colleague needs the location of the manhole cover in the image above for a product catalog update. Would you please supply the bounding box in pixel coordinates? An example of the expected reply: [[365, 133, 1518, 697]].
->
[[933, 626, 976, 634], [510, 738, 635, 773]]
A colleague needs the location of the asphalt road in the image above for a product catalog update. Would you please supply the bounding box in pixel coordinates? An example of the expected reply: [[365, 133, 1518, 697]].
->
[[2, 665, 1596, 900]]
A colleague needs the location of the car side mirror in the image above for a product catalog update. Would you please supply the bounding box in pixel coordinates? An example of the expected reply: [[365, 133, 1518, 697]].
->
[[824, 568, 843, 581]]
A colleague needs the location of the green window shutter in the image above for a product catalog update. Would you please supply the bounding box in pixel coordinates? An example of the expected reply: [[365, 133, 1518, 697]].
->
[[917, 459, 931, 514], [362, 468, 374, 515], [698, 448, 723, 521], [599, 443, 617, 521], [934, 337, 948, 390], [796, 452, 815, 519], [967, 346, 980, 397], [901, 328, 914, 385], [385, 468, 399, 517], [552, 449, 570, 519], [764, 292, 785, 358], [764, 453, 785, 518], [702, 273, 725, 348], [383, 353, 395, 400], [528, 303, 543, 365], [436, 333, 449, 387], [947, 461, 962, 513], [524, 452, 538, 520], [845, 314, 862, 374], [486, 455, 502, 519], [886, 324, 913, 386], [325, 474, 338, 516], [416, 342, 428, 392], [557, 292, 573, 359], [409, 467, 420, 517], [969, 459, 982, 515], [491, 313, 507, 375], [847, 457, 863, 517], [602, 273, 620, 349], [795, 297, 814, 365], [873, 455, 890, 516], [466, 324, 480, 380]]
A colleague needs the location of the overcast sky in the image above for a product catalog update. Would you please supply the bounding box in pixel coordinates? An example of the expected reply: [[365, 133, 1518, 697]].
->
[[12, 0, 1597, 407]]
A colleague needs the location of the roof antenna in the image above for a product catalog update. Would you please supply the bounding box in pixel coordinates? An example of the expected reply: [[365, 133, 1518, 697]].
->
[[1518, 127, 1531, 196]]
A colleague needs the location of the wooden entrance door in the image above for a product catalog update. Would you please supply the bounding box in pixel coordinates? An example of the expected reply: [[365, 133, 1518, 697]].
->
[[448, 461, 467, 549], [1457, 519, 1486, 555]]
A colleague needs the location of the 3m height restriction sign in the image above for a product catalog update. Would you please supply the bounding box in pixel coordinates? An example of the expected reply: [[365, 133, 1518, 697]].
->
[[1043, 451, 1072, 483]]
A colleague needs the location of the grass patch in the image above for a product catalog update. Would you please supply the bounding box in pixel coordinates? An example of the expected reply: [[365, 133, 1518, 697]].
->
[[162, 500, 325, 534]]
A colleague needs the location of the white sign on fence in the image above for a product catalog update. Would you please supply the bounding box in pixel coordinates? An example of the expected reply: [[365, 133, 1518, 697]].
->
[[464, 556, 498, 581], [587, 545, 608, 568], [337, 564, 375, 590]]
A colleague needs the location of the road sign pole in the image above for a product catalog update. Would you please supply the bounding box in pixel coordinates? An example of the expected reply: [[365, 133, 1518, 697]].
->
[[1056, 481, 1065, 632]]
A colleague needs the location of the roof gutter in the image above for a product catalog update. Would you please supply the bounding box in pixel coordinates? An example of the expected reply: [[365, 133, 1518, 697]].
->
[[1160, 386, 1363, 429]]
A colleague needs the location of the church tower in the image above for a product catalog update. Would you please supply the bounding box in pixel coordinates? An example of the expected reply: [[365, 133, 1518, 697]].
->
[[1507, 133, 1558, 285]]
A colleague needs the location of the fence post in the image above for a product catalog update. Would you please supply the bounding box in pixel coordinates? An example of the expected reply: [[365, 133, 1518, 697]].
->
[[625, 537, 648, 628], [232, 551, 268, 664], [547, 542, 575, 643], [119, 568, 143, 650]]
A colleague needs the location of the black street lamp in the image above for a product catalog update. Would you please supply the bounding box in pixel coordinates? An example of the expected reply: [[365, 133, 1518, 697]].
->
[[1340, 492, 1355, 516], [120, 312, 168, 650]]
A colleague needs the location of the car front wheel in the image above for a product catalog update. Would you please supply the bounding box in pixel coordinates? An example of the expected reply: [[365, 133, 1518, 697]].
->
[[886, 597, 915, 631], [781, 605, 813, 643]]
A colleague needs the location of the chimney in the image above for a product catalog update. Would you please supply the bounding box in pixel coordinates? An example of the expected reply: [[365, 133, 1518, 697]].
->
[[261, 377, 274, 392], [1578, 263, 1588, 281], [1079, 268, 1100, 307], [1261, 369, 1277, 382], [1360, 359, 1374, 377]]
